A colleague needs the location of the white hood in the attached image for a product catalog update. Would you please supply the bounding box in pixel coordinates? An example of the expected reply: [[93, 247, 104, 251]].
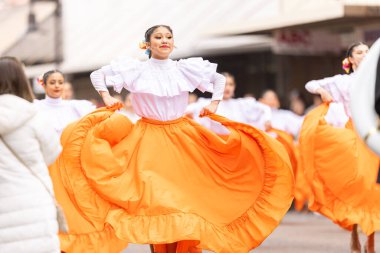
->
[[0, 94, 37, 135]]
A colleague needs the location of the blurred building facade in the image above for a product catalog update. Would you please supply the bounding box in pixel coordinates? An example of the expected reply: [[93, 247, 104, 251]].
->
[[1, 0, 380, 105], [208, 0, 380, 105]]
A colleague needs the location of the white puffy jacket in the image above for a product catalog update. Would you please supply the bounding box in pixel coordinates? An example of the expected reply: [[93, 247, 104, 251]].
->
[[0, 94, 61, 253]]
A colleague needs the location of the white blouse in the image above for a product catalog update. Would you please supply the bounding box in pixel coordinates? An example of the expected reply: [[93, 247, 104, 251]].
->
[[118, 110, 140, 123], [305, 73, 355, 117], [186, 97, 272, 133], [270, 109, 304, 138], [305, 73, 355, 127], [34, 96, 95, 135], [90, 57, 226, 121]]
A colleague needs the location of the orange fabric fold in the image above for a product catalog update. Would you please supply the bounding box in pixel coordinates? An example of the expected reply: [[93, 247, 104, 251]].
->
[[267, 128, 297, 176], [50, 107, 294, 253], [299, 104, 380, 235], [267, 128, 311, 211], [293, 144, 311, 211]]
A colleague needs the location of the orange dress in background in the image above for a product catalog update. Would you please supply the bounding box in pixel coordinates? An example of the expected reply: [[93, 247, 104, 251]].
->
[[299, 104, 380, 234], [49, 105, 294, 253], [267, 128, 297, 175], [293, 143, 312, 212], [267, 128, 310, 211]]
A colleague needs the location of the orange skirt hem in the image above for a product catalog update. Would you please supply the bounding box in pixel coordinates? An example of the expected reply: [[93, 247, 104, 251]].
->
[[51, 107, 294, 253]]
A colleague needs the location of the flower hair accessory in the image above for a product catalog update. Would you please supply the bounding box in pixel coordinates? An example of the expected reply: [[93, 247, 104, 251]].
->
[[139, 40, 147, 50], [139, 40, 151, 56], [37, 75, 44, 86], [342, 58, 351, 74]]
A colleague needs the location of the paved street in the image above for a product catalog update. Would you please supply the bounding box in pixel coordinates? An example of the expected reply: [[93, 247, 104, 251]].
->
[[249, 212, 379, 253], [122, 212, 380, 253]]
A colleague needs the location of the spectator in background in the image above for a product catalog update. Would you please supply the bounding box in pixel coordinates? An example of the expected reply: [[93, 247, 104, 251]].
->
[[0, 56, 61, 253]]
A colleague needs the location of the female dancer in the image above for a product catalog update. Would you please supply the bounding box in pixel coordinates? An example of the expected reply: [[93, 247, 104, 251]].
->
[[35, 70, 95, 135], [50, 25, 294, 253], [301, 42, 380, 253]]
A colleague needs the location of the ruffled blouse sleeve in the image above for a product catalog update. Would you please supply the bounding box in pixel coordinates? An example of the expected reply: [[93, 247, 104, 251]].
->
[[177, 58, 225, 100], [90, 57, 143, 93], [305, 74, 352, 103]]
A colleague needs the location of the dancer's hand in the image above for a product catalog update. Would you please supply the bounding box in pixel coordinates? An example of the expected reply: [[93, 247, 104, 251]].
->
[[100, 91, 123, 107], [200, 100, 220, 117], [264, 120, 272, 131], [184, 111, 194, 119], [316, 88, 333, 103]]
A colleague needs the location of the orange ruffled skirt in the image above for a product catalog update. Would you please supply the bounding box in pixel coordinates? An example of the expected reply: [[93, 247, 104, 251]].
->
[[267, 128, 311, 211], [267, 128, 297, 176], [293, 143, 312, 211], [50, 106, 294, 253], [299, 104, 380, 234]]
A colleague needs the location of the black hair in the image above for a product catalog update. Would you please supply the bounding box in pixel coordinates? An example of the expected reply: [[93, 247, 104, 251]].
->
[[345, 42, 367, 74], [42, 70, 63, 84], [144, 25, 173, 58]]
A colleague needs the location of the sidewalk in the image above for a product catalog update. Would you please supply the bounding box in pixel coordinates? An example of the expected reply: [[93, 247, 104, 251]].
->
[[122, 212, 380, 253]]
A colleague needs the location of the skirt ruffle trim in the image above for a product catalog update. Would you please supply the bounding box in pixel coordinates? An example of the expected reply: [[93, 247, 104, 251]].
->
[[57, 109, 294, 253], [59, 225, 127, 253]]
